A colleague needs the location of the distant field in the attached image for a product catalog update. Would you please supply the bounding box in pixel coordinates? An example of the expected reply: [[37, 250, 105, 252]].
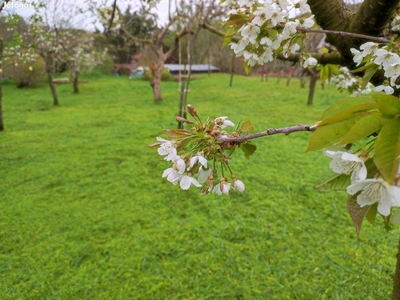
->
[[1, 73, 398, 299]]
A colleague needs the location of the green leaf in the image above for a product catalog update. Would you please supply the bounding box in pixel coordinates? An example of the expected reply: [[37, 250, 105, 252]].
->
[[240, 120, 254, 133], [361, 65, 379, 88], [352, 62, 376, 73], [320, 96, 375, 120], [374, 118, 400, 183], [319, 102, 378, 126], [240, 141, 257, 158], [222, 27, 236, 48], [320, 64, 339, 83], [243, 62, 252, 75], [319, 65, 329, 83], [314, 173, 351, 192], [372, 93, 400, 117], [306, 113, 365, 152], [365, 203, 378, 225], [347, 193, 370, 238], [223, 14, 248, 26], [338, 112, 384, 145]]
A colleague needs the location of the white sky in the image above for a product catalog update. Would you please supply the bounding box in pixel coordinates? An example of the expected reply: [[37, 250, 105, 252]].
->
[[1, 0, 172, 29]]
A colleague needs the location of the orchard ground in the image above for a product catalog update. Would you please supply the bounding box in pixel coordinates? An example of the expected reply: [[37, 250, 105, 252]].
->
[[1, 73, 398, 299]]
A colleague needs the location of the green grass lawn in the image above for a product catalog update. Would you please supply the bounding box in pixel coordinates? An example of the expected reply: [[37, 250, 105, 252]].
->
[[1, 73, 398, 299]]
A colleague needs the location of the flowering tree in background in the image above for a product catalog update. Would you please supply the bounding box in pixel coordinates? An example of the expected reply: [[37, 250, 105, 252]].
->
[[60, 31, 108, 93], [150, 0, 400, 297]]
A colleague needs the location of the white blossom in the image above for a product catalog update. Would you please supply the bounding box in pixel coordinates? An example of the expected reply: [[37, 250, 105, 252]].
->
[[350, 48, 363, 65], [232, 179, 245, 192], [304, 57, 318, 68], [162, 159, 185, 184], [178, 175, 202, 190], [391, 16, 400, 32], [324, 150, 367, 182], [302, 16, 314, 28], [215, 116, 235, 129], [198, 167, 212, 184], [374, 85, 394, 95], [189, 154, 208, 169], [212, 181, 231, 195], [347, 178, 400, 216]]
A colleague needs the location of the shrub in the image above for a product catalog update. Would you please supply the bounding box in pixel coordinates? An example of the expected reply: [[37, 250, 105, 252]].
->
[[3, 55, 45, 88], [94, 53, 114, 75], [144, 67, 173, 82]]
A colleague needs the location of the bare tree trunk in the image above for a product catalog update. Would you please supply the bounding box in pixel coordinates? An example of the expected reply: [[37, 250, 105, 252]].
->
[[229, 55, 234, 87], [44, 52, 59, 106], [0, 38, 4, 131], [392, 239, 400, 300], [153, 62, 163, 101], [48, 71, 59, 106], [73, 69, 79, 94], [307, 71, 318, 105], [178, 78, 185, 129]]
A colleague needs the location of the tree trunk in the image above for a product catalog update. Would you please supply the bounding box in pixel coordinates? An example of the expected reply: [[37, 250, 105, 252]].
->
[[73, 69, 79, 94], [45, 53, 59, 106], [152, 62, 163, 101], [0, 38, 4, 131], [392, 239, 400, 300], [307, 72, 318, 105], [229, 55, 234, 87], [48, 71, 59, 106]]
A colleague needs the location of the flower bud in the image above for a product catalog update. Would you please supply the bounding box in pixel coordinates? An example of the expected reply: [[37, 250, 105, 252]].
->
[[175, 116, 194, 124], [187, 104, 197, 117]]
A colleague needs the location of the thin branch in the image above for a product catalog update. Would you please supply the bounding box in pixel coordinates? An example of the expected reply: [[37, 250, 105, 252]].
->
[[295, 27, 390, 43], [106, 0, 118, 36], [217, 124, 316, 143], [277, 51, 343, 65], [120, 26, 152, 43]]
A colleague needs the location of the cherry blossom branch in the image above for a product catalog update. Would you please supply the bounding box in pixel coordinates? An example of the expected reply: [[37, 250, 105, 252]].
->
[[217, 124, 316, 143], [201, 22, 390, 45]]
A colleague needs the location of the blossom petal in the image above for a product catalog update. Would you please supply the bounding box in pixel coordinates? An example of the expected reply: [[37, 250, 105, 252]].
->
[[198, 167, 211, 184], [198, 156, 208, 168], [233, 179, 245, 192], [347, 179, 376, 195]]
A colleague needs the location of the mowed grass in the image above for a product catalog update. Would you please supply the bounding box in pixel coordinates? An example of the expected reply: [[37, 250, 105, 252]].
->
[[1, 73, 399, 299]]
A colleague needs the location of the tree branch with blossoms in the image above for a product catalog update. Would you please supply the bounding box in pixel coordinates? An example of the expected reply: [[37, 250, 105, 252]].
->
[[157, 0, 400, 296], [217, 124, 316, 143]]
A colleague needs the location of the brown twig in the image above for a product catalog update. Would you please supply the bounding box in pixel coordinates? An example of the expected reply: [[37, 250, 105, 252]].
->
[[217, 124, 316, 143], [294, 27, 390, 43]]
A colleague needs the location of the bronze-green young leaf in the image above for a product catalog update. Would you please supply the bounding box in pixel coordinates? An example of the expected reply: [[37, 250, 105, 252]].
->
[[374, 118, 400, 183], [365, 202, 378, 226], [338, 112, 384, 145], [240, 120, 254, 133], [372, 93, 400, 117], [306, 113, 365, 152], [240, 141, 257, 159], [347, 193, 371, 238], [314, 173, 351, 192], [320, 96, 375, 120], [163, 129, 193, 138], [319, 102, 378, 126]]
